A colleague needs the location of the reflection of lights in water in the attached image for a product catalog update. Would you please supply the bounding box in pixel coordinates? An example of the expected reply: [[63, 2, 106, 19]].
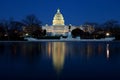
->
[[87, 44, 93, 58], [47, 43, 52, 58], [106, 44, 110, 59], [98, 44, 102, 54], [12, 45, 17, 55], [52, 42, 66, 73]]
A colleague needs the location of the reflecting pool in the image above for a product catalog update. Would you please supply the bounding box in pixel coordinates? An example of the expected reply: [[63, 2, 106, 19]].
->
[[0, 41, 120, 80]]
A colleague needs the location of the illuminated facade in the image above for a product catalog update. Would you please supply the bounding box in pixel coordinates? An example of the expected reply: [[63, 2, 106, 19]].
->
[[42, 9, 95, 36], [42, 9, 76, 36], [53, 9, 64, 26]]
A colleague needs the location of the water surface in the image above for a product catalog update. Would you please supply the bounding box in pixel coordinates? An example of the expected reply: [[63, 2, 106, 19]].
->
[[0, 41, 120, 80]]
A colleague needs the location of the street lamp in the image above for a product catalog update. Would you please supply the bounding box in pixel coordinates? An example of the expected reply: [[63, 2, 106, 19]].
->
[[106, 32, 110, 36], [25, 33, 29, 36]]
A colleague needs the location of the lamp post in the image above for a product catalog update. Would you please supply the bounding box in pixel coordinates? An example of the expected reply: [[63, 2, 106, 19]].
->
[[106, 32, 110, 37]]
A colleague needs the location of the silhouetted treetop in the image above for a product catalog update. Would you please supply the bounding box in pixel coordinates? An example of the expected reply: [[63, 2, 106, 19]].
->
[[22, 14, 42, 27]]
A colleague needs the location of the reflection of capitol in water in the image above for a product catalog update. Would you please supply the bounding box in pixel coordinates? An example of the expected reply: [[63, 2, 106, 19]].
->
[[47, 42, 66, 73], [106, 44, 110, 59]]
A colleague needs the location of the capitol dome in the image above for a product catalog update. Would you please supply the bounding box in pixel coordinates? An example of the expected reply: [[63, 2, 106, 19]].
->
[[53, 9, 65, 25]]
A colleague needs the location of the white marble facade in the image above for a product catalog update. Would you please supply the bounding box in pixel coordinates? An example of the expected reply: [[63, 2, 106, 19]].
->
[[42, 9, 77, 36], [42, 9, 94, 36]]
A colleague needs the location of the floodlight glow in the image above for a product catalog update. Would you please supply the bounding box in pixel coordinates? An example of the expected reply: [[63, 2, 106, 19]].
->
[[26, 33, 29, 36], [106, 33, 110, 36]]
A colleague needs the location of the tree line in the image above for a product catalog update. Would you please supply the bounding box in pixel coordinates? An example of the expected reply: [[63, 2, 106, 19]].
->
[[71, 20, 120, 40], [0, 15, 46, 40], [0, 14, 120, 40]]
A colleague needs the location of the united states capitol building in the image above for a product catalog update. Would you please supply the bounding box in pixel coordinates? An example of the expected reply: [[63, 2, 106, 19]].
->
[[42, 9, 95, 36]]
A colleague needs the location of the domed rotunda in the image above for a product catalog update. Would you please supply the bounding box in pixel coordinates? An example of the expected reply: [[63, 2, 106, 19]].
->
[[53, 9, 64, 26], [42, 9, 77, 36], [52, 9, 68, 36]]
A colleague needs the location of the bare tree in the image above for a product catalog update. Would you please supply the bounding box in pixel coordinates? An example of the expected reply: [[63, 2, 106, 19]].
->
[[22, 14, 42, 27]]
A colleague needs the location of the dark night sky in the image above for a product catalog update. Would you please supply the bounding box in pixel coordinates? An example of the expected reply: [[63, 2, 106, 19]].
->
[[0, 0, 120, 25]]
